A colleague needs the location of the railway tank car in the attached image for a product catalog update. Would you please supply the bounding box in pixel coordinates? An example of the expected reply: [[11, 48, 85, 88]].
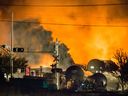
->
[[87, 59, 106, 73], [65, 65, 85, 82]]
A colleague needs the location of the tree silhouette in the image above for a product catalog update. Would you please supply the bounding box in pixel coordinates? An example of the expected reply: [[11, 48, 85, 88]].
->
[[104, 60, 119, 72], [0, 46, 28, 76], [114, 49, 128, 91]]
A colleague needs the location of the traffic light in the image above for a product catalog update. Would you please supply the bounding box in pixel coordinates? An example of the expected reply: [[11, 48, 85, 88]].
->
[[13, 47, 24, 52]]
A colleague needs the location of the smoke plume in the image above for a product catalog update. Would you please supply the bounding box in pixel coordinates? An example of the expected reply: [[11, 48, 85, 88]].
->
[[0, 0, 128, 65], [13, 19, 74, 69]]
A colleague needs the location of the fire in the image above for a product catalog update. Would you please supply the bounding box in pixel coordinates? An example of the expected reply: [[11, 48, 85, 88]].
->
[[29, 53, 54, 68], [87, 27, 128, 60], [0, 22, 10, 44], [1, 0, 128, 67]]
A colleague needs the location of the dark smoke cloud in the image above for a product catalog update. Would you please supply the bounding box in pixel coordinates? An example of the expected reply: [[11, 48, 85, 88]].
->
[[0, 0, 14, 18], [107, 0, 128, 19], [119, 0, 128, 17], [13, 19, 74, 69], [0, 0, 26, 18]]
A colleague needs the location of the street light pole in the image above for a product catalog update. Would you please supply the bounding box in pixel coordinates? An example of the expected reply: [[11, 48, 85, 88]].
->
[[10, 12, 14, 77]]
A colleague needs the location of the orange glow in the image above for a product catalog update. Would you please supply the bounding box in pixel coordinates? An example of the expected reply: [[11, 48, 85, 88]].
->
[[84, 71, 93, 77], [29, 53, 54, 68], [0, 22, 10, 44], [1, 0, 128, 67]]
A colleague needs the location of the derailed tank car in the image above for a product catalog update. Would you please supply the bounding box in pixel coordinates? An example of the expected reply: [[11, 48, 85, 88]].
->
[[87, 59, 106, 73], [65, 65, 85, 90], [64, 60, 121, 92], [77, 73, 107, 91], [65, 65, 107, 91], [88, 73, 107, 91]]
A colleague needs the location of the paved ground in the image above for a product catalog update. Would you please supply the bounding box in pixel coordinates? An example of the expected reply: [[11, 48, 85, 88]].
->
[[0, 87, 128, 96], [0, 78, 128, 96]]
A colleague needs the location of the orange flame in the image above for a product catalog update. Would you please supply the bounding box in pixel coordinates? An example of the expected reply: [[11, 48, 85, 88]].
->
[[1, 0, 128, 67], [29, 53, 54, 68]]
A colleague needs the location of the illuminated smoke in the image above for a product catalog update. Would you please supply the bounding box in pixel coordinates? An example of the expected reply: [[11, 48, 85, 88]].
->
[[0, 0, 14, 18], [0, 0, 12, 44], [0, 0, 128, 66], [13, 20, 74, 69], [0, 22, 10, 44]]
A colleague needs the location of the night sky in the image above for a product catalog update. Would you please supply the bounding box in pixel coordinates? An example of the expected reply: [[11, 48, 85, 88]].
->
[[0, 0, 128, 65]]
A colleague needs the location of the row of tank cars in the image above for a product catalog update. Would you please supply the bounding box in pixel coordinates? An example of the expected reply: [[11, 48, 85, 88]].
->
[[64, 59, 128, 92], [0, 58, 127, 92]]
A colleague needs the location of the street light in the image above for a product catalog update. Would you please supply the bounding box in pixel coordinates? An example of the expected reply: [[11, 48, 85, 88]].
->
[[13, 47, 24, 52]]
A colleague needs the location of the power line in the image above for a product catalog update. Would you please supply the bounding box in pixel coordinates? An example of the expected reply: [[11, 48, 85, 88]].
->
[[35, 22, 128, 27], [0, 19, 128, 27], [0, 3, 128, 7]]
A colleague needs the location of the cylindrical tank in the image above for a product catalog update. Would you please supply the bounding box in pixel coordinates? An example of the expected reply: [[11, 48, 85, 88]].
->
[[88, 72, 120, 91], [65, 65, 85, 82], [89, 73, 107, 89], [87, 59, 105, 73], [65, 65, 85, 90]]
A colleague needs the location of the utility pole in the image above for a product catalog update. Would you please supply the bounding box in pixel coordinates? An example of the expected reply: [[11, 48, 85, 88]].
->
[[55, 38, 60, 90], [51, 39, 62, 90], [10, 12, 14, 77]]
